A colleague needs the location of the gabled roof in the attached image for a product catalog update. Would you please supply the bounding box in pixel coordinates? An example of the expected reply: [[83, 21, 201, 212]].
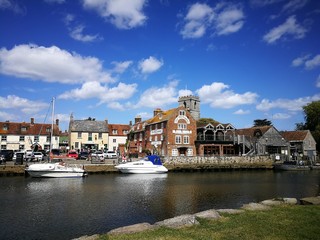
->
[[0, 121, 60, 136], [69, 120, 108, 133], [147, 107, 178, 124], [108, 124, 130, 136], [280, 130, 309, 141], [235, 126, 272, 137]]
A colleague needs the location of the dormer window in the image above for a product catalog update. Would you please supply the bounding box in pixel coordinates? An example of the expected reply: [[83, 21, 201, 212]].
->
[[46, 127, 51, 133], [3, 125, 8, 131], [112, 129, 118, 134], [21, 126, 27, 131]]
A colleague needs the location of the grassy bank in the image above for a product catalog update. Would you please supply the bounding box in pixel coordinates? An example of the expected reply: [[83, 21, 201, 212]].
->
[[101, 205, 320, 240]]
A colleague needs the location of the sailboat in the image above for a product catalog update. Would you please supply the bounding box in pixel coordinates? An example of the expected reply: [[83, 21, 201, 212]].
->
[[25, 98, 87, 178]]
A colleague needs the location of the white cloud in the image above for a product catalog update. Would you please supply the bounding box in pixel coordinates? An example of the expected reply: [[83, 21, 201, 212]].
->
[[0, 111, 15, 121], [234, 109, 250, 115], [215, 4, 245, 36], [58, 81, 137, 103], [196, 82, 258, 109], [291, 54, 310, 67], [291, 54, 320, 70], [256, 94, 320, 112], [0, 0, 25, 14], [180, 2, 244, 39], [316, 75, 320, 88], [70, 25, 103, 42], [82, 0, 147, 29], [111, 60, 132, 73], [0, 95, 49, 115], [180, 3, 213, 39], [272, 112, 291, 120], [136, 81, 178, 108], [263, 15, 307, 44], [282, 0, 308, 13], [178, 89, 193, 97], [0, 44, 114, 84], [138, 56, 163, 74], [305, 54, 320, 70]]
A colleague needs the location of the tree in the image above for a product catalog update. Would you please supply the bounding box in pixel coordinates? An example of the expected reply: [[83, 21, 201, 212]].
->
[[253, 119, 272, 127], [197, 118, 219, 125], [297, 101, 320, 151]]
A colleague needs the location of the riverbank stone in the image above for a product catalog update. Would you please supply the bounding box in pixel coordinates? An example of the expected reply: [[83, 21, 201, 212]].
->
[[300, 196, 320, 205], [194, 209, 221, 219], [260, 198, 298, 206], [108, 222, 155, 235], [241, 202, 271, 211], [154, 214, 199, 228], [217, 209, 245, 214]]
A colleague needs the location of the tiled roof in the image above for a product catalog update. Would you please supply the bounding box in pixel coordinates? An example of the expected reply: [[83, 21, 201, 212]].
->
[[235, 126, 272, 137], [108, 124, 130, 136], [69, 120, 108, 132], [147, 107, 177, 124], [280, 130, 308, 141], [0, 121, 60, 136]]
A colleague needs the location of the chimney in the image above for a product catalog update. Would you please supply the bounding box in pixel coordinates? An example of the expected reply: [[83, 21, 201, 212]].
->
[[56, 119, 59, 126], [135, 116, 141, 124], [153, 108, 162, 117], [129, 121, 132, 126], [31, 118, 34, 124], [105, 119, 108, 125]]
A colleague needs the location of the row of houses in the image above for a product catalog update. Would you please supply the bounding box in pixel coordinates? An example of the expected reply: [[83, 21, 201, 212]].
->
[[0, 96, 317, 161]]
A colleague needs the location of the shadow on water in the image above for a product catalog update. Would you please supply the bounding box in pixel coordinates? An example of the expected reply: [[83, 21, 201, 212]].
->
[[0, 170, 319, 239]]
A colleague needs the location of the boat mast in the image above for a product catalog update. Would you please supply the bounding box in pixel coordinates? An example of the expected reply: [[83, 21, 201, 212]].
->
[[50, 97, 55, 152]]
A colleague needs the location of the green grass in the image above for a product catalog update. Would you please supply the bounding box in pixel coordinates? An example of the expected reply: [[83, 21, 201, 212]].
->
[[99, 205, 320, 240]]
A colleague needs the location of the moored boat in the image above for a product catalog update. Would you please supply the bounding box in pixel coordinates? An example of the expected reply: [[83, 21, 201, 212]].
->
[[26, 162, 87, 178], [115, 155, 168, 174], [273, 161, 310, 171]]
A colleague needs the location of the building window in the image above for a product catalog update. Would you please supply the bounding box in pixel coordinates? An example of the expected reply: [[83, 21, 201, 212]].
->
[[112, 129, 118, 134], [46, 127, 51, 133], [172, 149, 178, 156], [19, 145, 25, 151], [175, 135, 181, 144], [21, 126, 27, 131], [88, 133, 92, 141], [3, 125, 8, 131], [19, 136, 25, 142], [75, 142, 79, 149], [77, 132, 82, 138], [123, 130, 128, 134], [34, 136, 39, 142], [1, 135, 7, 141], [46, 136, 50, 142], [178, 123, 187, 129], [139, 133, 143, 141], [187, 148, 193, 156], [1, 145, 6, 150], [99, 133, 102, 139], [113, 139, 116, 143], [179, 110, 185, 116], [161, 122, 164, 129], [183, 136, 189, 144], [155, 136, 158, 141]]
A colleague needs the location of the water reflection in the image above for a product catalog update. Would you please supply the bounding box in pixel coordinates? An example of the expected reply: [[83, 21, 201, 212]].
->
[[0, 171, 319, 240]]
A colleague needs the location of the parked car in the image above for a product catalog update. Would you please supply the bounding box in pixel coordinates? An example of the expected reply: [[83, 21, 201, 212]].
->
[[89, 150, 104, 163], [104, 150, 117, 159], [0, 149, 14, 162], [24, 150, 35, 162], [67, 150, 78, 159], [33, 152, 44, 161], [78, 151, 89, 160]]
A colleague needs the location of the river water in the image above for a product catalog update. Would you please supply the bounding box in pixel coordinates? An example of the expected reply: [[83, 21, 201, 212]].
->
[[0, 170, 319, 240]]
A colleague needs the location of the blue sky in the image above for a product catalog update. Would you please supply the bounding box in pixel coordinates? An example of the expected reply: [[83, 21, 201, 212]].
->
[[0, 0, 319, 132]]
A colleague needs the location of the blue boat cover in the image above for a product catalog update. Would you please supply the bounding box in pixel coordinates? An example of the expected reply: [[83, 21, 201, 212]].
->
[[147, 155, 163, 165]]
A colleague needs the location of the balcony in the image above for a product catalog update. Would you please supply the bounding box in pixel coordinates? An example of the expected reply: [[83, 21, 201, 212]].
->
[[196, 134, 234, 144]]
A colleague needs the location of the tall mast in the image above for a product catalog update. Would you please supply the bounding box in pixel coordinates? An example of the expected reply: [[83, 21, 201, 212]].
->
[[50, 97, 55, 151]]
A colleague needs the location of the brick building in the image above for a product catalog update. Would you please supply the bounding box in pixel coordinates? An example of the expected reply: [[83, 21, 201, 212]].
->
[[128, 106, 197, 157]]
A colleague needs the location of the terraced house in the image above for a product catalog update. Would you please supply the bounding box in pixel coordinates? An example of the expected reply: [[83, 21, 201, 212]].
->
[[0, 118, 60, 151]]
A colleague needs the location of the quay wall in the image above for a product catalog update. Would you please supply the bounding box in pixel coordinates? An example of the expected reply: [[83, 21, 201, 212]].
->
[[0, 156, 274, 176], [163, 155, 274, 171]]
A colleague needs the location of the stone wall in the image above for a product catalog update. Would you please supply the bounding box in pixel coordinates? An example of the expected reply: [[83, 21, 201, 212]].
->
[[163, 155, 274, 170]]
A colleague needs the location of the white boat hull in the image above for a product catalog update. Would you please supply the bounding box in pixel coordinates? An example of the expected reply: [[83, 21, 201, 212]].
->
[[26, 163, 87, 178], [115, 165, 168, 174]]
